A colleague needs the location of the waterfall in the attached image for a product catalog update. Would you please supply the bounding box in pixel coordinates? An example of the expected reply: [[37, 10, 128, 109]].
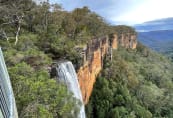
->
[[0, 47, 18, 118], [55, 61, 86, 118]]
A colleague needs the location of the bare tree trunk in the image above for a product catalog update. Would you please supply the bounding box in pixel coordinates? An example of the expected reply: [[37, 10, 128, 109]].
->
[[14, 14, 23, 45], [15, 24, 20, 45]]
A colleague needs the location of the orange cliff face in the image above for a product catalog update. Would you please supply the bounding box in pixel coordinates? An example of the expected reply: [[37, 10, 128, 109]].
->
[[112, 33, 137, 49], [111, 34, 118, 49], [77, 33, 137, 104], [131, 35, 137, 49], [78, 49, 102, 104], [77, 37, 109, 104]]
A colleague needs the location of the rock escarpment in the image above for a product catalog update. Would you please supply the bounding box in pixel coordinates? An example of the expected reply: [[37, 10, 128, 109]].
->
[[77, 32, 137, 104]]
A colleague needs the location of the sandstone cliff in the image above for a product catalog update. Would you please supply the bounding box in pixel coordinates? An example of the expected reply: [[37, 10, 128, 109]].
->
[[77, 32, 137, 104]]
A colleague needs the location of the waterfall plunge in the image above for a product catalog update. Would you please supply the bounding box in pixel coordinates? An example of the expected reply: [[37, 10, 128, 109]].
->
[[55, 61, 86, 118]]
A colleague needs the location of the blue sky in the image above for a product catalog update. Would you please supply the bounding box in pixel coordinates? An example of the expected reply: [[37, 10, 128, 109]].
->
[[48, 0, 173, 25]]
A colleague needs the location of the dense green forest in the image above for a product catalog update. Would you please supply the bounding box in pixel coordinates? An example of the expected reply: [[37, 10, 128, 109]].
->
[[0, 0, 173, 118], [86, 44, 173, 118]]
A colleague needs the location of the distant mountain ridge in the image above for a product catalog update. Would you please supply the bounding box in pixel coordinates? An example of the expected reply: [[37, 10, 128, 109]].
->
[[135, 17, 173, 61], [143, 17, 173, 24], [138, 30, 173, 52], [134, 17, 173, 32]]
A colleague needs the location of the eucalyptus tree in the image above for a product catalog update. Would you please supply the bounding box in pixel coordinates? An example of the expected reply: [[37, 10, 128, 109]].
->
[[0, 0, 35, 45]]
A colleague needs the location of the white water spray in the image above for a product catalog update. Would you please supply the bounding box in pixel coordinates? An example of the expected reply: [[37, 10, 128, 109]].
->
[[56, 61, 86, 118]]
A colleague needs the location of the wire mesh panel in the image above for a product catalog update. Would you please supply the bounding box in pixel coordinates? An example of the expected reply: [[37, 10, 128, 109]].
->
[[0, 47, 18, 118]]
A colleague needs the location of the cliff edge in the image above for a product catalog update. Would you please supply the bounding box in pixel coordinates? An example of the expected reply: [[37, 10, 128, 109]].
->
[[77, 30, 137, 104]]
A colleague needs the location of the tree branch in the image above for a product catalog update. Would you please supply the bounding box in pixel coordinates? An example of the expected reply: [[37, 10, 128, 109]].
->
[[2, 30, 9, 41], [14, 15, 22, 45]]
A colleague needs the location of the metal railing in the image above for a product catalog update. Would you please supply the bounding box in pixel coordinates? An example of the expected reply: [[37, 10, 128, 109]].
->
[[0, 47, 18, 118]]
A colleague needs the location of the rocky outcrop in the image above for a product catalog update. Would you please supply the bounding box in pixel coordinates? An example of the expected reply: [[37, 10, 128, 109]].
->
[[77, 32, 137, 104], [111, 33, 137, 50], [111, 34, 118, 49]]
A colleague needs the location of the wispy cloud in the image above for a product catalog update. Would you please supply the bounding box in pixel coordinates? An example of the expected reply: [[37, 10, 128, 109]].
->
[[50, 0, 173, 25]]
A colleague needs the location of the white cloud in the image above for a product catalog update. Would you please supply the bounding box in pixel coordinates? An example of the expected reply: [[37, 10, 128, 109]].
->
[[112, 0, 173, 24], [50, 0, 173, 25]]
